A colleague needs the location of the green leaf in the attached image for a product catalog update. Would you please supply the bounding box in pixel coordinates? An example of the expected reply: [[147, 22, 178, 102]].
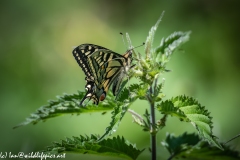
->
[[152, 77, 165, 102], [126, 32, 133, 49], [183, 141, 240, 160], [154, 31, 191, 69], [117, 83, 141, 102], [157, 99, 186, 120], [142, 109, 151, 132], [14, 91, 115, 128], [155, 31, 191, 57], [157, 95, 223, 150], [128, 109, 144, 126], [98, 84, 140, 141], [43, 135, 144, 160], [145, 11, 165, 60], [162, 133, 200, 157], [98, 102, 130, 141], [162, 133, 240, 160]]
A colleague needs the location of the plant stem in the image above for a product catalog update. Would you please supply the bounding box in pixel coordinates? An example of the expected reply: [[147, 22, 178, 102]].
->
[[150, 102, 156, 160], [167, 153, 175, 160], [149, 86, 157, 160]]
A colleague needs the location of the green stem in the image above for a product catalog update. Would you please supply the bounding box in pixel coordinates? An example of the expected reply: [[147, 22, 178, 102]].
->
[[149, 86, 157, 160], [150, 106, 157, 160]]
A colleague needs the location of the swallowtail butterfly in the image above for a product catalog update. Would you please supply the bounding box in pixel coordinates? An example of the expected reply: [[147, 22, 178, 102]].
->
[[72, 44, 134, 105]]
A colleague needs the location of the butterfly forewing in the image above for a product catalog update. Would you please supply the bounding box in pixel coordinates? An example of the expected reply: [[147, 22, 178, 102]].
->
[[72, 44, 108, 81], [72, 44, 133, 105]]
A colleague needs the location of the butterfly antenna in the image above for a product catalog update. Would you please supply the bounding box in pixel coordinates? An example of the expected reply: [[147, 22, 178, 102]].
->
[[129, 42, 145, 51], [120, 32, 128, 50]]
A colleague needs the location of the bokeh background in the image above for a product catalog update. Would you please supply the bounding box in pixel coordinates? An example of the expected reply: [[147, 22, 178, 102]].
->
[[1, 0, 240, 159]]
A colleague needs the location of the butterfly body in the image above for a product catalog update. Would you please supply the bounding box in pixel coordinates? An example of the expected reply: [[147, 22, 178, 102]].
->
[[72, 44, 133, 105]]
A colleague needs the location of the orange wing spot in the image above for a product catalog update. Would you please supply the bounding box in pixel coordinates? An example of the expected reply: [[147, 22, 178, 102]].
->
[[100, 93, 106, 101]]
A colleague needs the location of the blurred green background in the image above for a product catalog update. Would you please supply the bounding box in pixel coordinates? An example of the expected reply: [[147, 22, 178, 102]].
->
[[1, 0, 240, 159]]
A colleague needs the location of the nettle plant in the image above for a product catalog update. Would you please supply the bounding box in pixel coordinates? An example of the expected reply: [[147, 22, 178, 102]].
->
[[15, 15, 239, 160]]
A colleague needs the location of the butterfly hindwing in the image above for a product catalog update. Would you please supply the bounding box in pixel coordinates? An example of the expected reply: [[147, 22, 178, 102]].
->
[[88, 50, 126, 90]]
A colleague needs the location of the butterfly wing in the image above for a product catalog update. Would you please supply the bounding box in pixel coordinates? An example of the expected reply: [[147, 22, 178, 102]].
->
[[83, 50, 125, 104], [79, 80, 98, 105], [111, 50, 133, 96], [72, 44, 106, 105], [72, 44, 108, 81], [72, 44, 132, 105], [87, 50, 126, 91]]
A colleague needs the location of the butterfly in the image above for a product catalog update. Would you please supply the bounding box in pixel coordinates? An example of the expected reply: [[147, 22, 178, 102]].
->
[[72, 44, 134, 105]]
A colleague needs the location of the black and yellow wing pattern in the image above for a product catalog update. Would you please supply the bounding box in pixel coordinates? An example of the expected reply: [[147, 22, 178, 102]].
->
[[72, 44, 133, 105]]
